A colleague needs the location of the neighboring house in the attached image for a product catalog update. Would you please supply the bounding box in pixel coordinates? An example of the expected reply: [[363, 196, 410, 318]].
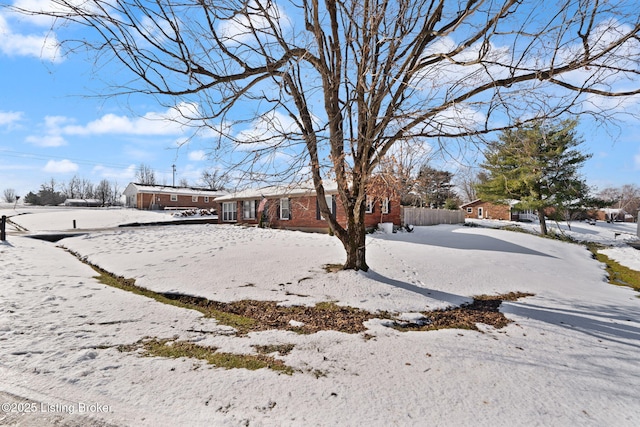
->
[[214, 181, 401, 233], [460, 199, 519, 221], [63, 198, 102, 207], [461, 199, 634, 223], [123, 183, 226, 211], [595, 208, 635, 223]]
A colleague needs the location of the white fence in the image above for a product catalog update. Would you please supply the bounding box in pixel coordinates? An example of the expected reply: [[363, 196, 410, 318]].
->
[[402, 207, 465, 226]]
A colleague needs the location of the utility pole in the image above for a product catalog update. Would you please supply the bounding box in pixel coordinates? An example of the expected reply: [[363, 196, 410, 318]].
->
[[172, 164, 176, 187]]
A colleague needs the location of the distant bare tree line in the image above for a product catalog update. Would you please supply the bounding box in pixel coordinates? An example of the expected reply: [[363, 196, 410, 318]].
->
[[15, 176, 122, 206], [597, 184, 640, 219], [2, 163, 229, 206]]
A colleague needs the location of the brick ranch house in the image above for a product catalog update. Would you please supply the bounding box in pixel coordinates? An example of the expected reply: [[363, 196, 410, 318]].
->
[[123, 183, 226, 211], [214, 181, 401, 233], [460, 199, 520, 221], [461, 199, 542, 222], [594, 208, 635, 223]]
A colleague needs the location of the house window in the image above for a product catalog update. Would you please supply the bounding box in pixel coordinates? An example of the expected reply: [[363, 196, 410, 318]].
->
[[381, 198, 390, 214], [325, 195, 333, 214], [192, 196, 198, 202], [243, 200, 256, 219], [365, 197, 374, 214], [222, 202, 237, 222], [170, 194, 178, 202], [204, 196, 209, 203], [319, 195, 333, 220], [280, 198, 290, 220], [466, 207, 473, 213]]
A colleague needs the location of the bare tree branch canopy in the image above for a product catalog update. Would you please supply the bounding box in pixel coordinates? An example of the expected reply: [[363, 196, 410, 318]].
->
[[12, 0, 640, 270]]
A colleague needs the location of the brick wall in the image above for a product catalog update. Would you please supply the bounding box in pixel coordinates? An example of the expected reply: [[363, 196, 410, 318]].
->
[[463, 201, 512, 220], [220, 194, 401, 232], [136, 193, 219, 211]]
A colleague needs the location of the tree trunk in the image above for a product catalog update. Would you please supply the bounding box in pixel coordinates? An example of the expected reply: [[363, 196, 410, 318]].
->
[[538, 210, 548, 235], [342, 219, 368, 271], [335, 197, 369, 271]]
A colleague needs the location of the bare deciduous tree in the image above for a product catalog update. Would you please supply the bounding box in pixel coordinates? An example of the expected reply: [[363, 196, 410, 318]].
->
[[135, 163, 157, 186], [62, 175, 82, 199], [200, 170, 229, 191], [375, 138, 434, 206], [94, 179, 122, 206], [3, 188, 17, 203], [79, 178, 94, 199], [14, 0, 640, 270], [598, 184, 640, 218]]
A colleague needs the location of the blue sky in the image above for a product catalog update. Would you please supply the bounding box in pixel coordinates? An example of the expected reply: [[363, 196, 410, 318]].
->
[[1, 5, 217, 197], [0, 2, 639, 199]]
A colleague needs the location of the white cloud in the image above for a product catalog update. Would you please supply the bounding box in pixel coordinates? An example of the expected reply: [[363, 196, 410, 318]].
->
[[11, 0, 101, 27], [25, 134, 66, 147], [12, 1, 60, 26], [24, 115, 72, 146], [545, 19, 640, 102], [635, 151, 640, 170], [415, 36, 512, 93], [0, 110, 23, 126], [43, 159, 78, 173], [218, 0, 290, 44], [62, 103, 201, 136], [62, 113, 174, 136], [235, 110, 299, 149], [44, 115, 74, 128], [188, 150, 207, 161], [582, 92, 640, 116], [424, 103, 487, 136], [25, 104, 203, 149], [0, 12, 61, 62], [92, 164, 137, 181]]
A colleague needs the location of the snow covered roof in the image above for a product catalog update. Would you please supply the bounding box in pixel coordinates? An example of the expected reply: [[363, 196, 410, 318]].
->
[[215, 180, 338, 201], [459, 199, 520, 208], [123, 183, 227, 197], [64, 198, 102, 204], [600, 208, 627, 214]]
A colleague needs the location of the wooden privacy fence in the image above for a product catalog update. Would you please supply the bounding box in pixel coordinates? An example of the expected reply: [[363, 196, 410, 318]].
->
[[402, 207, 465, 226]]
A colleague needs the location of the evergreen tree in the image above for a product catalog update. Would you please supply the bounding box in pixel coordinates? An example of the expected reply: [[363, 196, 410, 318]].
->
[[477, 119, 592, 235], [23, 191, 40, 205], [415, 166, 457, 209]]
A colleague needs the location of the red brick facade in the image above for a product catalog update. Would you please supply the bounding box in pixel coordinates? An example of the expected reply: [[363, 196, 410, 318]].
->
[[123, 183, 225, 211], [135, 192, 219, 211], [461, 200, 513, 220], [218, 194, 401, 232]]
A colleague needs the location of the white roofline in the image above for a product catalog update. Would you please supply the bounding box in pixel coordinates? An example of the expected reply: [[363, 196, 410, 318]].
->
[[215, 181, 338, 202], [124, 182, 226, 196]]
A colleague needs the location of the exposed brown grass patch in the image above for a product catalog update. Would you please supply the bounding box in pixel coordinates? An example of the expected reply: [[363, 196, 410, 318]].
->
[[163, 294, 381, 334], [392, 292, 534, 332], [65, 247, 533, 334]]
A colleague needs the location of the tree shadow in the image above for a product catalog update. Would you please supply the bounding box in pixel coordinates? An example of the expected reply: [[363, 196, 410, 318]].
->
[[368, 269, 640, 349], [367, 269, 472, 307], [503, 300, 640, 349], [373, 227, 555, 258]]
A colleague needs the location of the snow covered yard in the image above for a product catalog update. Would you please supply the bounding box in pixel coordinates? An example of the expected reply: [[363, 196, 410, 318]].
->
[[1, 207, 640, 426]]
